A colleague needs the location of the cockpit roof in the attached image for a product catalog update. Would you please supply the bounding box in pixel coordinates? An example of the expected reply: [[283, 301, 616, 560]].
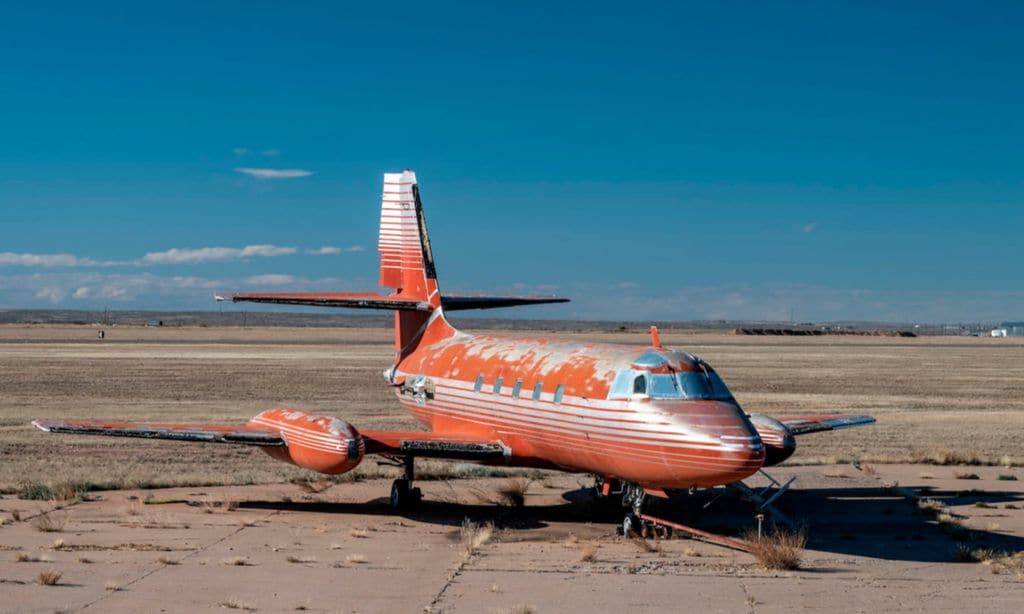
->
[[630, 349, 704, 372]]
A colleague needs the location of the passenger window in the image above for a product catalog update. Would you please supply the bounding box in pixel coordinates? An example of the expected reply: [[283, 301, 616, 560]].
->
[[532, 382, 544, 401], [493, 376, 503, 395], [474, 374, 484, 393], [512, 379, 522, 399], [554, 384, 565, 404], [633, 374, 647, 395]]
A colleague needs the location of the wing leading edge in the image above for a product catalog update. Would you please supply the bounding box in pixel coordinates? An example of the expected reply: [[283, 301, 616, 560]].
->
[[777, 414, 876, 436], [32, 420, 509, 461], [32, 419, 285, 446]]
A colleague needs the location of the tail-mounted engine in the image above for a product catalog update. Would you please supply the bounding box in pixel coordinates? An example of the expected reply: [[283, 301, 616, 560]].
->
[[747, 414, 797, 467], [247, 408, 365, 475]]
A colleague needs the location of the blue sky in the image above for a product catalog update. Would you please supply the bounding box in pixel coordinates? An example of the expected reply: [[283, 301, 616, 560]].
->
[[1, 1, 1022, 322]]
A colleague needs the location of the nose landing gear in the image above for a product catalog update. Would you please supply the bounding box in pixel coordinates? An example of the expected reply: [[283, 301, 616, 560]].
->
[[617, 483, 674, 539]]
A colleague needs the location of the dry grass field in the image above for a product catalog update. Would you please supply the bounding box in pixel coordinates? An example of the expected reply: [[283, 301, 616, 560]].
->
[[1, 324, 1023, 493]]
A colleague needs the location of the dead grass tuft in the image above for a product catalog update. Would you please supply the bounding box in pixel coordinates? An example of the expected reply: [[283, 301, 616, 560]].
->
[[578, 542, 599, 563], [32, 512, 68, 533], [743, 529, 807, 570], [822, 467, 849, 478], [461, 518, 494, 556], [343, 553, 368, 565], [286, 554, 316, 564], [497, 478, 531, 507], [630, 536, 660, 553], [78, 556, 94, 564], [37, 570, 62, 586], [52, 538, 68, 550], [16, 552, 43, 563], [860, 464, 878, 476], [954, 471, 980, 480], [291, 478, 333, 494], [218, 597, 256, 611], [350, 527, 369, 538], [157, 556, 179, 565], [10, 510, 21, 522], [220, 556, 252, 567], [104, 580, 121, 591]]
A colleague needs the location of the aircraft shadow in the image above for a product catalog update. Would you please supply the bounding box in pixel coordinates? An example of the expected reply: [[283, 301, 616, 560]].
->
[[239, 483, 1024, 563]]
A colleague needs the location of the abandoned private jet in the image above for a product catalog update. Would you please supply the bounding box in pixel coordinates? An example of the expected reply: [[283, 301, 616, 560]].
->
[[34, 170, 874, 535]]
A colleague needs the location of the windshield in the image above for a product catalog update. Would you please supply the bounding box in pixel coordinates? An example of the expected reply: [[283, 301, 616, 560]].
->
[[608, 366, 736, 401], [648, 371, 734, 401]]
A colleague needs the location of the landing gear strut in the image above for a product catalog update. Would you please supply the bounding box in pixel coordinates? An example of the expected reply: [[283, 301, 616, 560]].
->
[[617, 483, 674, 539], [390, 456, 422, 510]]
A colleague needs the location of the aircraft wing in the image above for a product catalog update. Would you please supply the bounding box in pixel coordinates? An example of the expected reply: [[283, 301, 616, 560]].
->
[[32, 420, 509, 461], [32, 419, 285, 446], [360, 430, 510, 461], [777, 414, 876, 436]]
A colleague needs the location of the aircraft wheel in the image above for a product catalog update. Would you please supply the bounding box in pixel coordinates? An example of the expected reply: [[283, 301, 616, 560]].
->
[[622, 513, 639, 537], [390, 479, 411, 510]]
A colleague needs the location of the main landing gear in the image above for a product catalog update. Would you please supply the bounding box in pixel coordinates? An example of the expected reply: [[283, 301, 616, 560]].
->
[[390, 456, 422, 510]]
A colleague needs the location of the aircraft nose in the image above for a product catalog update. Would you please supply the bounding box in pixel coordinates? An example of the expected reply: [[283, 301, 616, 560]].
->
[[702, 401, 766, 479]]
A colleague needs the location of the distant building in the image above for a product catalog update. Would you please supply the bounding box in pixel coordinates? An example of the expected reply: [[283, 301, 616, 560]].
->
[[145, 319, 163, 327], [991, 321, 1024, 337]]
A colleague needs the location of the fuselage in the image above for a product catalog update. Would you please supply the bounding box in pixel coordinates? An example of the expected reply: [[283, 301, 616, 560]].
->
[[390, 314, 766, 489]]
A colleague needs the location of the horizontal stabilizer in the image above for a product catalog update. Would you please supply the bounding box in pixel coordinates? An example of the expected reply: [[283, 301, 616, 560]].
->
[[440, 295, 569, 311], [221, 292, 569, 311], [32, 420, 285, 446], [778, 414, 876, 436], [224, 292, 429, 311]]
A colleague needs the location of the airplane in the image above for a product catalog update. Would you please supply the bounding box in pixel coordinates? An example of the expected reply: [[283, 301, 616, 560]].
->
[[34, 170, 875, 536]]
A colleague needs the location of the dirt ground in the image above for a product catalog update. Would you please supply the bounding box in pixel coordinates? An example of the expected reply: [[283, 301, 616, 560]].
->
[[1, 325, 1022, 492], [1, 325, 1023, 611], [1, 465, 1022, 613]]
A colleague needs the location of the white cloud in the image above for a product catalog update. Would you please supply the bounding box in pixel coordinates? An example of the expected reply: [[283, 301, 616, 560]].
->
[[261, 149, 280, 157], [234, 167, 313, 179], [0, 252, 89, 267], [306, 246, 342, 255], [72, 286, 90, 299], [345, 245, 366, 253], [35, 286, 66, 303], [233, 147, 249, 156], [802, 222, 818, 233], [246, 274, 295, 286], [140, 244, 297, 265]]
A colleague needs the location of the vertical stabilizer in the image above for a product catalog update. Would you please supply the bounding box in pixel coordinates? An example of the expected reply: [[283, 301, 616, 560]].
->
[[379, 170, 448, 355], [379, 170, 439, 307]]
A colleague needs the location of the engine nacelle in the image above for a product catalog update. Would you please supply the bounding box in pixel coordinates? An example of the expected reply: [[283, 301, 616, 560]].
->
[[748, 413, 796, 467], [248, 408, 364, 475]]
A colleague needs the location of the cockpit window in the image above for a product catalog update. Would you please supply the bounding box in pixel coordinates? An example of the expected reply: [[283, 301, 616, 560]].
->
[[608, 367, 734, 401], [675, 370, 734, 401]]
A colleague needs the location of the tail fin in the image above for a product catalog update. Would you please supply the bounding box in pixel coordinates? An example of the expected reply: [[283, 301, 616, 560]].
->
[[379, 170, 441, 309], [224, 170, 568, 355], [378, 170, 448, 355]]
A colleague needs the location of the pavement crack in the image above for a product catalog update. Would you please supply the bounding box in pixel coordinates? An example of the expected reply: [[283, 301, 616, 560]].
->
[[79, 510, 281, 611]]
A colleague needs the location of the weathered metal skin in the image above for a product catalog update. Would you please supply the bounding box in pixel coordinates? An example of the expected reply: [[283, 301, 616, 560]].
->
[[391, 311, 766, 489], [247, 408, 365, 475], [747, 414, 797, 467]]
